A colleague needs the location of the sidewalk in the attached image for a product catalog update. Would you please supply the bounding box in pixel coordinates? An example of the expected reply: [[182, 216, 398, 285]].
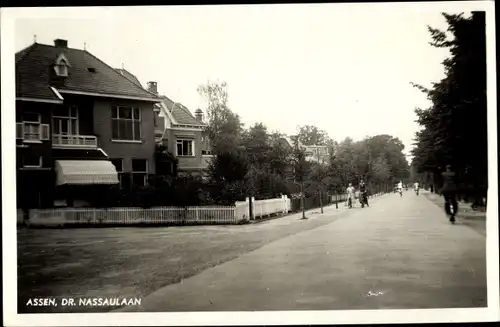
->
[[118, 190, 486, 311], [246, 192, 390, 228], [424, 192, 486, 236]]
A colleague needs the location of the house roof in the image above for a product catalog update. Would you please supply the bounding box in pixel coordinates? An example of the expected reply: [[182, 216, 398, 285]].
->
[[160, 95, 205, 126], [16, 42, 159, 102], [114, 68, 142, 87]]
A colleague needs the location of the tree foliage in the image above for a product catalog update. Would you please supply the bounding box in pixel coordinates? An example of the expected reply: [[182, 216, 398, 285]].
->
[[411, 12, 487, 195], [328, 135, 409, 192], [296, 125, 331, 146], [195, 81, 410, 204]]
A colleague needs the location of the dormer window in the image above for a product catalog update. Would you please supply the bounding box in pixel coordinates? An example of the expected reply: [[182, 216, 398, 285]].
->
[[53, 53, 70, 77]]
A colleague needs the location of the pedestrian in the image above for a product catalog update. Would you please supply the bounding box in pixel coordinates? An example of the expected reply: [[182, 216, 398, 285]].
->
[[441, 164, 459, 223]]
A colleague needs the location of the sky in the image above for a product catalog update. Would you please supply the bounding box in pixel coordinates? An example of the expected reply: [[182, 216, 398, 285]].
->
[[10, 4, 471, 160]]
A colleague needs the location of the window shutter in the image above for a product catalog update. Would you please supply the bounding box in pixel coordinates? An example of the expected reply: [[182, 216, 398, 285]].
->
[[16, 123, 24, 139], [41, 124, 50, 140]]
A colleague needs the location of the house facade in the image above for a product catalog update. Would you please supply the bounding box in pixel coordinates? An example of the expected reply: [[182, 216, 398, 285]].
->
[[303, 145, 330, 165], [15, 39, 160, 208], [147, 82, 213, 176], [280, 136, 330, 165]]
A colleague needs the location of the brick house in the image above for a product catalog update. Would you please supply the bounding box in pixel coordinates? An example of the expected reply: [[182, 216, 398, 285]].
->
[[145, 82, 213, 176], [15, 39, 161, 208]]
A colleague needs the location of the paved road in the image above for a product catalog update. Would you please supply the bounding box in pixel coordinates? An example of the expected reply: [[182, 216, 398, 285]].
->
[[119, 190, 487, 312]]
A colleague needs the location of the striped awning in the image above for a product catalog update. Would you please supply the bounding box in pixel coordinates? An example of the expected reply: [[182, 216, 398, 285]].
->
[[55, 160, 119, 186]]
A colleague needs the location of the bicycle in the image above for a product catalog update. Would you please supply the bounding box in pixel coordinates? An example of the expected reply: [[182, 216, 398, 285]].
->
[[360, 192, 369, 208]]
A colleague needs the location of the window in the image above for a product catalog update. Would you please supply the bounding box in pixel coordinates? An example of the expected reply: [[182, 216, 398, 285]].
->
[[54, 56, 69, 77], [53, 106, 78, 136], [55, 64, 68, 77], [176, 139, 194, 156], [23, 113, 41, 141], [16, 113, 49, 142], [132, 159, 148, 187], [111, 106, 141, 141], [22, 153, 42, 168], [110, 159, 124, 187]]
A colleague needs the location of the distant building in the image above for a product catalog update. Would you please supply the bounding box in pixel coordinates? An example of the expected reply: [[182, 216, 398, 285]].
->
[[280, 136, 330, 165], [303, 145, 330, 165]]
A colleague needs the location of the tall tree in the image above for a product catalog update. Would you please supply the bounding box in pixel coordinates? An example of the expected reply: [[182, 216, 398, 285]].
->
[[243, 122, 271, 170], [198, 81, 248, 203], [296, 125, 331, 146], [268, 131, 293, 177], [411, 12, 487, 200], [197, 81, 244, 153]]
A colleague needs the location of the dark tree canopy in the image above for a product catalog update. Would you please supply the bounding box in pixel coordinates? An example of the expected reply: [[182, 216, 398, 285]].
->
[[411, 12, 487, 195]]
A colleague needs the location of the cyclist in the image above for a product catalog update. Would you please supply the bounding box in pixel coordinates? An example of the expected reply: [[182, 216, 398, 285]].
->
[[346, 183, 355, 208], [414, 181, 420, 195], [397, 181, 403, 197], [441, 164, 458, 223]]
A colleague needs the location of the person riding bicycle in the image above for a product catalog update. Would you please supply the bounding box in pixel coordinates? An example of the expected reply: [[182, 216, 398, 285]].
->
[[441, 164, 459, 223], [414, 181, 420, 195], [397, 181, 403, 195], [346, 183, 355, 208], [359, 180, 369, 206]]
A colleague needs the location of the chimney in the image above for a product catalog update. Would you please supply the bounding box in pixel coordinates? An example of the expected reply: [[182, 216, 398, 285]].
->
[[147, 81, 158, 95], [195, 108, 204, 122], [54, 39, 68, 48]]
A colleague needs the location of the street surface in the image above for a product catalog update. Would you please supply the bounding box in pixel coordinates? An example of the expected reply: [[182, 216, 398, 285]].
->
[[17, 191, 486, 313], [118, 190, 487, 311]]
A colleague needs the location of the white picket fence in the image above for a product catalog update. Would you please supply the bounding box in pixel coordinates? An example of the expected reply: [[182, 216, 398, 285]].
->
[[236, 195, 291, 221], [25, 195, 292, 227]]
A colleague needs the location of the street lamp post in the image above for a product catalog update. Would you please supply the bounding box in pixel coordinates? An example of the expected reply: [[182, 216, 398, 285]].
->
[[301, 180, 306, 219], [317, 149, 324, 214]]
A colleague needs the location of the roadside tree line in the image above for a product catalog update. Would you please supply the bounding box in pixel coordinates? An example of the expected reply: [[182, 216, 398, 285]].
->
[[410, 12, 487, 206], [197, 81, 410, 207]]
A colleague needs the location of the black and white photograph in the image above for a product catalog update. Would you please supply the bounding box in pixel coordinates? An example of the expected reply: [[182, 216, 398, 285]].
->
[[1, 2, 498, 326]]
